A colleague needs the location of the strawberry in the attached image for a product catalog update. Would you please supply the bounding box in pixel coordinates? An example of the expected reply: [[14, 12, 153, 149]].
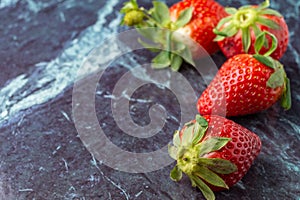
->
[[120, 0, 227, 71], [213, 0, 289, 60], [197, 32, 291, 117], [169, 115, 261, 200], [169, 0, 227, 55]]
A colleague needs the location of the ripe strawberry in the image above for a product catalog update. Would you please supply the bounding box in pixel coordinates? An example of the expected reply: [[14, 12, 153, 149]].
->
[[214, 0, 289, 60], [169, 115, 261, 200], [197, 45, 291, 116], [169, 0, 227, 55], [120, 0, 227, 70]]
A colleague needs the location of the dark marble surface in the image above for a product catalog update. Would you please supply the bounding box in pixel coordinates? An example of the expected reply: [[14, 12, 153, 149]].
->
[[0, 0, 299, 199]]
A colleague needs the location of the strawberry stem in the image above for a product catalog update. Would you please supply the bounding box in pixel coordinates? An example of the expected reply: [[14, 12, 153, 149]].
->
[[233, 9, 257, 28], [177, 147, 199, 175]]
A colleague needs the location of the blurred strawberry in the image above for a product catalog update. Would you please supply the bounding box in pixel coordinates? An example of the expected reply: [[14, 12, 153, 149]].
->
[[169, 0, 227, 56], [120, 0, 227, 71]]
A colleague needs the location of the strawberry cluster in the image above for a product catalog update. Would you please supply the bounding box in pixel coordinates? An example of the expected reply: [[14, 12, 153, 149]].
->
[[120, 0, 291, 200], [198, 0, 291, 116]]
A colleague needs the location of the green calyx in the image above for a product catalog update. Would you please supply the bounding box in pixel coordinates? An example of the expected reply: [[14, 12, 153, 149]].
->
[[168, 115, 237, 200], [252, 31, 291, 110], [214, 0, 282, 53], [120, 0, 195, 71]]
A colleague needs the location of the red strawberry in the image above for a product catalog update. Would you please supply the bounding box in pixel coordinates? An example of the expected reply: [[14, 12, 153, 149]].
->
[[169, 0, 227, 55], [214, 0, 289, 60], [197, 49, 291, 116], [120, 0, 227, 70], [169, 115, 261, 200]]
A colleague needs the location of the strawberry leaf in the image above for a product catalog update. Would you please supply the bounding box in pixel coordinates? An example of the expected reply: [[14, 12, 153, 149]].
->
[[174, 7, 193, 28], [256, 16, 279, 29], [225, 7, 237, 15], [181, 125, 194, 146], [166, 30, 172, 53], [267, 66, 285, 88], [192, 115, 208, 145], [198, 137, 232, 157], [192, 122, 203, 145], [180, 46, 195, 66], [263, 32, 278, 57], [192, 124, 207, 146], [252, 23, 262, 38], [198, 158, 238, 174], [215, 22, 238, 38], [260, 8, 282, 17], [152, 1, 170, 25], [173, 130, 181, 147], [193, 166, 229, 189], [213, 35, 226, 42], [190, 175, 215, 200], [242, 27, 251, 53], [254, 32, 266, 54], [170, 54, 183, 71], [253, 54, 276, 69], [254, 31, 278, 57], [137, 38, 160, 52], [196, 115, 208, 127], [170, 165, 183, 181], [225, 26, 239, 38], [151, 51, 171, 69], [120, 0, 138, 14], [171, 39, 186, 52], [168, 144, 178, 160], [239, 5, 253, 10], [213, 29, 229, 37], [177, 148, 187, 159], [214, 16, 233, 30], [136, 27, 161, 43], [281, 77, 292, 110]]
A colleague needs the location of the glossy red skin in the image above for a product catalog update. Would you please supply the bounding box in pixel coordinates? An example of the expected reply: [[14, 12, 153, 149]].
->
[[169, 0, 227, 55], [197, 54, 284, 117], [218, 15, 289, 60], [180, 115, 262, 190]]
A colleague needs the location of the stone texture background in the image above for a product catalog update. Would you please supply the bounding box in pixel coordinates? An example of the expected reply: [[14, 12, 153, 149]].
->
[[0, 0, 299, 199]]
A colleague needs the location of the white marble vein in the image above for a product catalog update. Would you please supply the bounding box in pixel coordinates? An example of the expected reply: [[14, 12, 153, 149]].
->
[[0, 0, 122, 124]]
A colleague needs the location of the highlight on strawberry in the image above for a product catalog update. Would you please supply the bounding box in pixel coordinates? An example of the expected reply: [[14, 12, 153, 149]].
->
[[197, 31, 291, 117], [213, 0, 289, 60], [120, 0, 227, 71], [168, 115, 262, 200]]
